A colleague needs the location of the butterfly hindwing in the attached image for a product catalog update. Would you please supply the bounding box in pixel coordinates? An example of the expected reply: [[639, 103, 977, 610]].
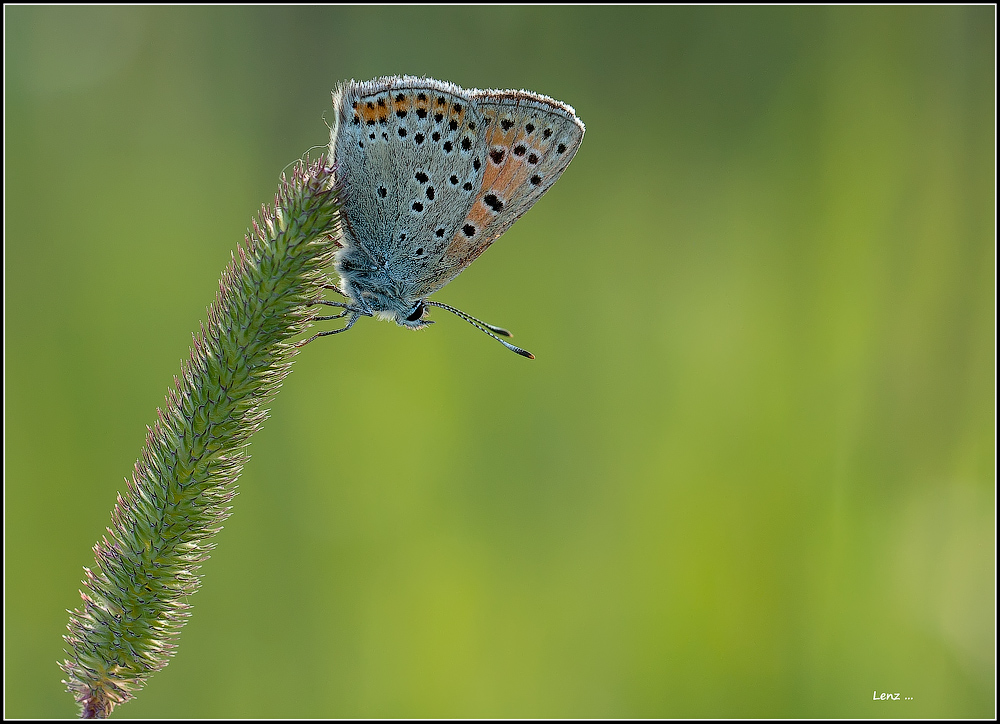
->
[[332, 77, 486, 281]]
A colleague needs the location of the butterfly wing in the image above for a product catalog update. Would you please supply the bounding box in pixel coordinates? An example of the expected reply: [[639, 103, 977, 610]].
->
[[331, 77, 487, 301], [414, 89, 585, 295]]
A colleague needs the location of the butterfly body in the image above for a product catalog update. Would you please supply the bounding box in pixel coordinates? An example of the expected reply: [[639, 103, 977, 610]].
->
[[322, 76, 584, 353]]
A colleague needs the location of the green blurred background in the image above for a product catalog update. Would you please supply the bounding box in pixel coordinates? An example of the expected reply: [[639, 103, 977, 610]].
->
[[5, 6, 994, 718]]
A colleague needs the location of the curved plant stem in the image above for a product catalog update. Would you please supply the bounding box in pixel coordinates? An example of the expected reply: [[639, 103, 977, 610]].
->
[[60, 158, 342, 718]]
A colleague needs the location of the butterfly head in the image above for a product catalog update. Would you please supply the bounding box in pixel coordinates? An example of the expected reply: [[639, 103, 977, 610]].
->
[[335, 247, 433, 329], [399, 299, 433, 328], [367, 299, 432, 329]]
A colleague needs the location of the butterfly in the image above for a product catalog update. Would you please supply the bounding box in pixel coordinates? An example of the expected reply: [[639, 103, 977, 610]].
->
[[307, 75, 584, 358]]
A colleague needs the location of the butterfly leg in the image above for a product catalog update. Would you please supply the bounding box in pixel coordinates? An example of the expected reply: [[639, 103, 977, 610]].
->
[[312, 310, 349, 322], [297, 311, 362, 347], [321, 283, 348, 297], [308, 298, 354, 320]]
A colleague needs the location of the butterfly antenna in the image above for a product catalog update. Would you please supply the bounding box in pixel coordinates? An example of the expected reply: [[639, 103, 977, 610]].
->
[[425, 301, 534, 359]]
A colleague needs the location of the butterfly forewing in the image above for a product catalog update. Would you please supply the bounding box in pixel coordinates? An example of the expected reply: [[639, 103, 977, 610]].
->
[[419, 90, 585, 293]]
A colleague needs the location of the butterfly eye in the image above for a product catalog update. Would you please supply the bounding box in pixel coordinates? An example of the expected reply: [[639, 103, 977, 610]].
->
[[406, 302, 424, 322]]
